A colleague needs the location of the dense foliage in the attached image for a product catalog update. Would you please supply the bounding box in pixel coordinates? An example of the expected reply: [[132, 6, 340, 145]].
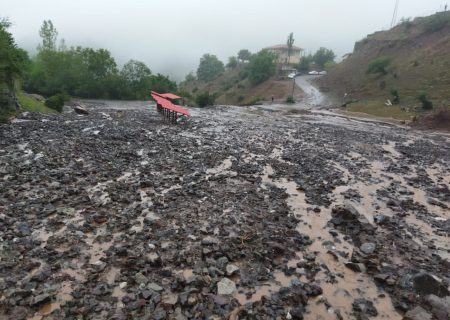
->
[[313, 47, 336, 69], [196, 54, 225, 81], [297, 47, 336, 72], [0, 19, 29, 112], [237, 49, 252, 63], [246, 50, 276, 85], [22, 20, 176, 100], [195, 91, 216, 107]]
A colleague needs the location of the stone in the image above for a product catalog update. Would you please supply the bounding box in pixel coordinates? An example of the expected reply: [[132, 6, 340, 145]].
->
[[217, 278, 236, 295], [345, 262, 366, 273], [403, 306, 432, 320], [31, 293, 51, 306], [147, 253, 162, 266], [411, 272, 450, 297], [425, 294, 450, 320], [147, 282, 163, 292], [290, 307, 304, 320], [134, 272, 147, 285], [226, 264, 239, 276], [161, 293, 178, 306], [360, 242, 376, 255], [74, 105, 89, 115], [352, 298, 378, 317]]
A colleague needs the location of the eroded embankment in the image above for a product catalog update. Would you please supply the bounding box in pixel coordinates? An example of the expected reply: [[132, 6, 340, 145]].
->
[[0, 104, 449, 320]]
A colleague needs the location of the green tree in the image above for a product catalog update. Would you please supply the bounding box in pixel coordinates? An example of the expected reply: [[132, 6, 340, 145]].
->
[[246, 50, 276, 85], [119, 59, 151, 99], [226, 56, 238, 69], [0, 18, 28, 112], [286, 32, 295, 64], [237, 49, 251, 63], [149, 73, 177, 94], [196, 54, 224, 81], [298, 54, 313, 71], [313, 47, 336, 69], [38, 20, 58, 52]]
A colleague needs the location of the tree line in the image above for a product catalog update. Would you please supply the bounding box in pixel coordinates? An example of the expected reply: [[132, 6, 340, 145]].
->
[[1, 19, 177, 114]]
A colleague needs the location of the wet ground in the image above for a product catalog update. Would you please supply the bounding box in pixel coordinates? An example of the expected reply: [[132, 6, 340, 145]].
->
[[0, 101, 449, 320]]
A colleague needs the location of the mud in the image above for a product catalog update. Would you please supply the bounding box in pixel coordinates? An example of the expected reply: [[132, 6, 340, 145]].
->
[[0, 102, 449, 320]]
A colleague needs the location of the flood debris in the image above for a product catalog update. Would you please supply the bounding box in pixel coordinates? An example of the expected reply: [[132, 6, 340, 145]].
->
[[0, 101, 449, 319]]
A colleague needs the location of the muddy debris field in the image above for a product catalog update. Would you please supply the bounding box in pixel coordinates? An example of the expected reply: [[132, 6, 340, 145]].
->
[[0, 103, 450, 320]]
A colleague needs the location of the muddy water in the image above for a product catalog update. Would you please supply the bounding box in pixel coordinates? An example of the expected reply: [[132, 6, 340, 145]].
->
[[262, 146, 403, 319]]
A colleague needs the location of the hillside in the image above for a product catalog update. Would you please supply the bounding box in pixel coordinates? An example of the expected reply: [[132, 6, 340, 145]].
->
[[180, 66, 304, 106], [318, 12, 450, 114]]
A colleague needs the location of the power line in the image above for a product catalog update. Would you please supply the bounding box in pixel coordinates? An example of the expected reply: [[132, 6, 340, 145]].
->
[[390, 0, 400, 28]]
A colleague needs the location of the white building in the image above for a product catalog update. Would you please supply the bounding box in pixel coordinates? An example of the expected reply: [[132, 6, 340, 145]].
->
[[264, 44, 304, 64]]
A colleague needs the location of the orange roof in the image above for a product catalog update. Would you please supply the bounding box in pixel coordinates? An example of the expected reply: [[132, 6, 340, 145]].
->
[[151, 92, 190, 117], [161, 93, 182, 100]]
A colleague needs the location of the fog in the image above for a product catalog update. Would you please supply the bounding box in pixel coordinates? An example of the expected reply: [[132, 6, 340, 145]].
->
[[3, 0, 447, 81]]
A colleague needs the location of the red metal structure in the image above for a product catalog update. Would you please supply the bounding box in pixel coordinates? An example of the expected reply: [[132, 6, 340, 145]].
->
[[151, 91, 190, 123]]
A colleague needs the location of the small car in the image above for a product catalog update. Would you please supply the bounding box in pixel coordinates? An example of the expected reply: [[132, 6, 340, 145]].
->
[[308, 70, 319, 75]]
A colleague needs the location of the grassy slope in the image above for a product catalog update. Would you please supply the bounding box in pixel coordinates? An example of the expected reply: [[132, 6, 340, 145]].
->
[[0, 92, 56, 123], [318, 12, 450, 120], [181, 66, 302, 105], [18, 92, 56, 113]]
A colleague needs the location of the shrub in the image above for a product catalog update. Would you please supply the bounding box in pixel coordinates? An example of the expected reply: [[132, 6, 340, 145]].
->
[[367, 56, 390, 75], [423, 13, 450, 33], [390, 89, 399, 104], [285, 96, 295, 104], [44, 94, 65, 112], [417, 92, 433, 110], [195, 91, 216, 107]]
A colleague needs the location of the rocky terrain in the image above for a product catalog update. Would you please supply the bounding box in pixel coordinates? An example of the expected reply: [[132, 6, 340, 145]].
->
[[0, 101, 449, 320]]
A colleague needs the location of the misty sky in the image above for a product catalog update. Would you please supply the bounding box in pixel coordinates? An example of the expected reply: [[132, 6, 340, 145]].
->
[[3, 0, 448, 81]]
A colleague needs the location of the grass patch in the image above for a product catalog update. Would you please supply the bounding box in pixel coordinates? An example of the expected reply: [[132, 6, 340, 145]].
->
[[18, 92, 56, 113], [346, 100, 416, 121]]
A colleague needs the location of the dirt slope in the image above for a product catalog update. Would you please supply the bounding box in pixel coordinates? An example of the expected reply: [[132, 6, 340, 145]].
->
[[318, 12, 450, 108]]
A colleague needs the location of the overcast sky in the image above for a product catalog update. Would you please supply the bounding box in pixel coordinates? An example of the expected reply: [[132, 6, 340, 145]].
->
[[3, 0, 447, 81]]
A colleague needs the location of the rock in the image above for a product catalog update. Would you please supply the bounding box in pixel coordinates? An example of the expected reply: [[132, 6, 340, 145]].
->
[[213, 295, 229, 306], [30, 293, 51, 306], [331, 204, 359, 221], [352, 298, 378, 317], [216, 256, 229, 269], [134, 272, 147, 285], [329, 229, 339, 237], [345, 262, 366, 273], [360, 242, 376, 255], [147, 253, 162, 266], [410, 272, 450, 297], [217, 278, 236, 295], [90, 261, 107, 272], [226, 264, 239, 276], [74, 105, 89, 115], [161, 293, 178, 306], [424, 294, 450, 320], [290, 307, 304, 320], [374, 214, 389, 225], [148, 282, 163, 292], [403, 306, 432, 320]]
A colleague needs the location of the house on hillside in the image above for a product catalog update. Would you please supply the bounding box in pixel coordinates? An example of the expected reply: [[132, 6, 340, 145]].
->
[[264, 44, 304, 64]]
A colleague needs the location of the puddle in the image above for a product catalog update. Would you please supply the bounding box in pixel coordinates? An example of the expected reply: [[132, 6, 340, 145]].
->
[[234, 271, 292, 305]]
